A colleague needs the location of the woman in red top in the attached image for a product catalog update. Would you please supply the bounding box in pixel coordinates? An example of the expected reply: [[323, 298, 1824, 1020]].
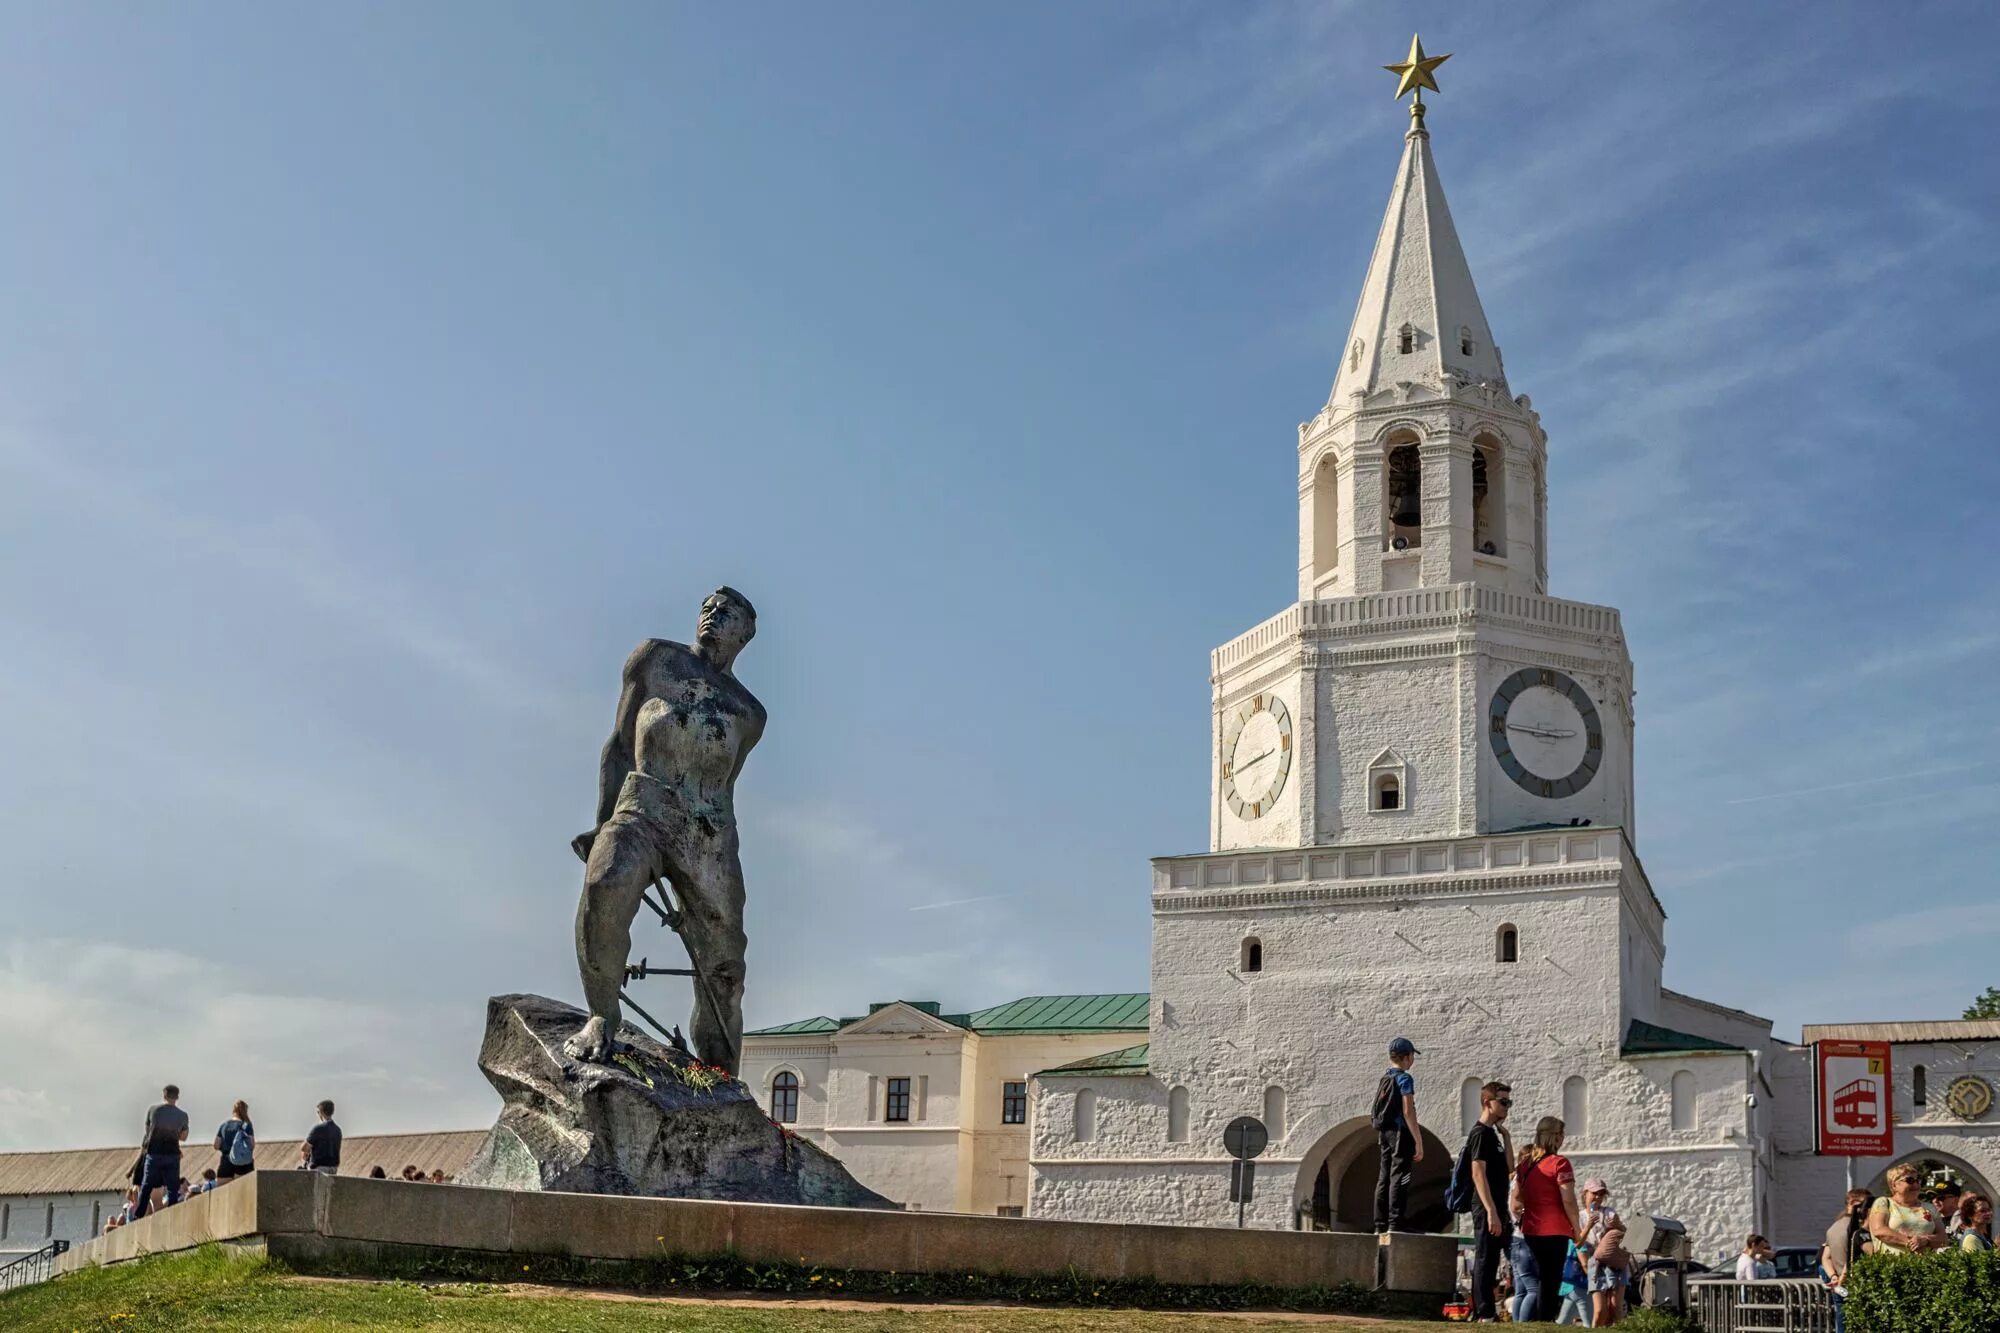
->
[[1511, 1116, 1580, 1322]]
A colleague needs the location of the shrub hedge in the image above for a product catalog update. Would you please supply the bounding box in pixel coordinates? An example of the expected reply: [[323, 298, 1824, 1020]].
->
[[278, 1244, 1439, 1318], [1845, 1248, 2000, 1333]]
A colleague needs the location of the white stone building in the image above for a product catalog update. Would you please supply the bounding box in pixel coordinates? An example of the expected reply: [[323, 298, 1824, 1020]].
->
[[1012, 83, 2000, 1259], [738, 994, 1147, 1215]]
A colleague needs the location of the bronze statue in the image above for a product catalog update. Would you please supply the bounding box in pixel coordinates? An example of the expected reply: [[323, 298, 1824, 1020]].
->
[[565, 587, 765, 1072]]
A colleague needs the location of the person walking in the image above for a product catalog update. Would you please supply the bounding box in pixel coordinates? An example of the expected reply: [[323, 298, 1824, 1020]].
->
[[131, 1084, 190, 1219], [1514, 1116, 1580, 1322], [1959, 1196, 1994, 1252], [214, 1100, 256, 1181], [304, 1100, 342, 1174], [1868, 1163, 1948, 1254], [1820, 1188, 1872, 1333], [1371, 1037, 1424, 1234], [1464, 1080, 1514, 1322], [1578, 1178, 1625, 1326]]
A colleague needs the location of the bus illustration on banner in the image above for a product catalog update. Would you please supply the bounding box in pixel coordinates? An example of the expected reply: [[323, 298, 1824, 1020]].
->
[[1815, 1040, 1894, 1157], [1832, 1078, 1878, 1130]]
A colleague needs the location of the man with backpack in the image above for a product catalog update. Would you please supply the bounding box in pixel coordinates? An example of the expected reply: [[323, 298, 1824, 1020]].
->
[[1451, 1080, 1514, 1321], [1371, 1037, 1425, 1233]]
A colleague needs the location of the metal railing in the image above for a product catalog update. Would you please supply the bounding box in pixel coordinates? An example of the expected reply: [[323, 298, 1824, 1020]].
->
[[1692, 1278, 1836, 1333], [0, 1239, 69, 1292]]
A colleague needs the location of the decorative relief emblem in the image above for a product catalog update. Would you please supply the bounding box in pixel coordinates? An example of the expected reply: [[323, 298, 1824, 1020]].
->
[[1946, 1076, 1994, 1121]]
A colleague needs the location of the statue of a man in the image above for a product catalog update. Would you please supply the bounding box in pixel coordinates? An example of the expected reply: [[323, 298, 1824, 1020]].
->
[[565, 587, 765, 1072]]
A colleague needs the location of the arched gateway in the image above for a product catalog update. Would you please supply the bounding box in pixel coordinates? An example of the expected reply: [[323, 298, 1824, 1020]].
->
[[1292, 1116, 1454, 1233]]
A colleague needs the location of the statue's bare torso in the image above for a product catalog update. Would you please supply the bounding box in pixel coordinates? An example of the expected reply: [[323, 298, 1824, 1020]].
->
[[626, 640, 765, 818]]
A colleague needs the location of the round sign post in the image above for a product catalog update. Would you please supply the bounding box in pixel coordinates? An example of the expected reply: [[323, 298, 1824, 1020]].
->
[[1223, 1116, 1268, 1228]]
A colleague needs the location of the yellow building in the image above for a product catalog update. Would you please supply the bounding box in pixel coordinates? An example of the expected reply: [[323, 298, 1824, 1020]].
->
[[739, 995, 1147, 1215]]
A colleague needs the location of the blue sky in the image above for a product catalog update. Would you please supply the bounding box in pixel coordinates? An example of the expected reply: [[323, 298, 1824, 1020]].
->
[[3, 3, 1997, 1151]]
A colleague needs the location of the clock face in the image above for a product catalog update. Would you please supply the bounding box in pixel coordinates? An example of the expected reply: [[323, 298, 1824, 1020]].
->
[[1489, 668, 1603, 798], [1221, 693, 1293, 820]]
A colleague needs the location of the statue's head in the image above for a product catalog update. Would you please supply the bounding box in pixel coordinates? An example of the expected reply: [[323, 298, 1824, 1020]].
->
[[697, 586, 757, 659]]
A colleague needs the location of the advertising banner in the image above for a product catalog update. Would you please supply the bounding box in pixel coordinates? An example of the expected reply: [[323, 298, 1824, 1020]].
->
[[1814, 1039, 1894, 1157]]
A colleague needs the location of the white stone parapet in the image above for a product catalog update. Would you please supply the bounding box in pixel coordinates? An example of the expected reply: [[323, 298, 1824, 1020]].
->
[[1211, 584, 1623, 679], [1153, 825, 1661, 934]]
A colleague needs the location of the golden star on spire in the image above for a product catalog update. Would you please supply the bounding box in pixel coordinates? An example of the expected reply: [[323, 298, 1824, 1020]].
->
[[1383, 33, 1450, 103]]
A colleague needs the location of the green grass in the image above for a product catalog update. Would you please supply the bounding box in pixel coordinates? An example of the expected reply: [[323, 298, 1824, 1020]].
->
[[0, 1247, 1448, 1332]]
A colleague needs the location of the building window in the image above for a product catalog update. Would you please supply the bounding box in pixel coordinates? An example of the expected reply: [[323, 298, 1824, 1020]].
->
[[770, 1071, 799, 1124], [1264, 1085, 1288, 1139], [90, 1201, 101, 1235], [1002, 1081, 1027, 1125], [1459, 325, 1475, 357], [1368, 748, 1409, 812], [997, 1205, 1024, 1217], [1350, 338, 1364, 371], [1563, 1076, 1589, 1144], [1167, 1086, 1189, 1142], [885, 1077, 912, 1122], [1075, 1089, 1097, 1142], [1497, 924, 1519, 964], [1671, 1070, 1696, 1132], [44, 1201, 54, 1238], [1, 1201, 9, 1239], [1398, 324, 1415, 355], [1914, 1065, 1928, 1107], [1241, 938, 1263, 973]]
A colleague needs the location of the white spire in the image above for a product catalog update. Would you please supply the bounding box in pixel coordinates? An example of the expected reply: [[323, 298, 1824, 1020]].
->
[[1327, 118, 1504, 405]]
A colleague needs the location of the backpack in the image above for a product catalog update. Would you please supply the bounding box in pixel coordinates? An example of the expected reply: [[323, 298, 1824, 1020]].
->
[[1369, 1072, 1399, 1131], [227, 1121, 255, 1167], [1591, 1209, 1630, 1270], [1444, 1134, 1479, 1214]]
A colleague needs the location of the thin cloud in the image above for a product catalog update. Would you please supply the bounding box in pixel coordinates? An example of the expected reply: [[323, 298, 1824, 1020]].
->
[[907, 894, 1010, 912], [1724, 761, 1995, 807]]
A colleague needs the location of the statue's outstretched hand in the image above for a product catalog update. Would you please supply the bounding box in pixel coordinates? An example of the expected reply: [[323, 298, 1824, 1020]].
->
[[572, 828, 600, 864]]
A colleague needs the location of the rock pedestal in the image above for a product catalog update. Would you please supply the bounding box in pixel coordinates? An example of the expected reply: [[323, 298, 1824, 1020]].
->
[[456, 993, 893, 1208]]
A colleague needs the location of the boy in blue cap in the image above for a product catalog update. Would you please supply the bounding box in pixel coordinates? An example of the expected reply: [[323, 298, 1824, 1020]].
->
[[1372, 1037, 1424, 1233]]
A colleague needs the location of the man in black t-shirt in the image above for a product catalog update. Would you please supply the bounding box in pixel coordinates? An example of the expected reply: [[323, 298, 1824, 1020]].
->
[[1464, 1080, 1515, 1322], [303, 1099, 342, 1173]]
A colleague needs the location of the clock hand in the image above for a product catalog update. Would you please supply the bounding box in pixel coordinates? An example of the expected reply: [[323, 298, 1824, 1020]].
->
[[1235, 749, 1274, 771], [1506, 722, 1577, 741]]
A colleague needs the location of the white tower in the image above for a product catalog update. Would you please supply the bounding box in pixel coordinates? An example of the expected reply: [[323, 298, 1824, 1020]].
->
[[1208, 55, 1634, 853], [1034, 45, 1764, 1256]]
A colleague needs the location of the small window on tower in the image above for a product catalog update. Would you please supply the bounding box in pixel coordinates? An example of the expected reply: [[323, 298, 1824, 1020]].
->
[[1350, 338, 1364, 371], [1398, 325, 1415, 355], [1459, 326, 1475, 357], [1914, 1065, 1928, 1107], [1376, 775, 1401, 810], [1241, 938, 1263, 973], [1497, 924, 1519, 964]]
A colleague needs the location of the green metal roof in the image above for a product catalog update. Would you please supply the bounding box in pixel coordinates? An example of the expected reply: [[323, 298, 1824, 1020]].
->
[[744, 1015, 842, 1036], [967, 994, 1149, 1034], [1621, 1019, 1746, 1058], [1038, 1043, 1150, 1078], [747, 993, 1149, 1040]]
